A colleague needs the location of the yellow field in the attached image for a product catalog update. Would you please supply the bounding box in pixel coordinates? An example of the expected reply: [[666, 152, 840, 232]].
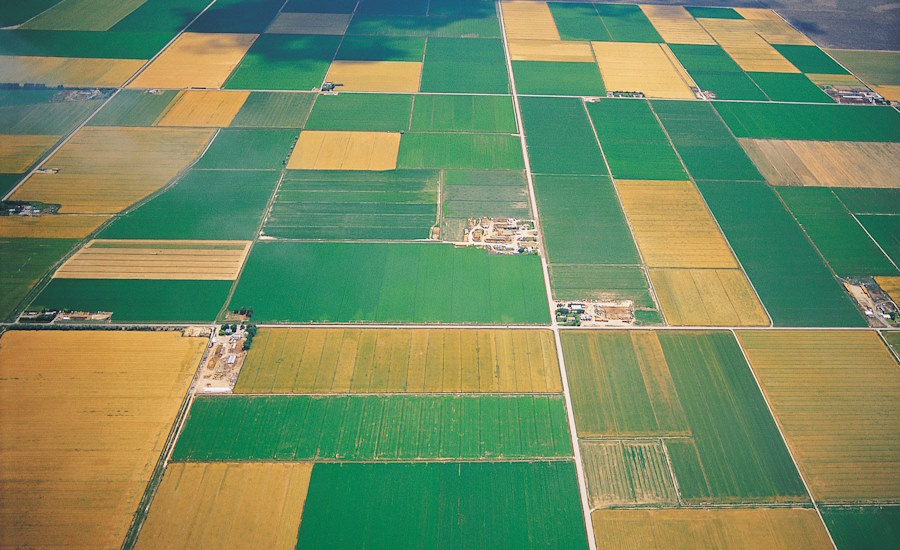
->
[[581, 440, 677, 508], [265, 12, 351, 35], [129, 33, 257, 89], [508, 39, 595, 62], [734, 7, 783, 21], [735, 9, 813, 45], [650, 268, 769, 326], [235, 328, 563, 394], [0, 214, 109, 238], [698, 19, 800, 72], [737, 330, 900, 501], [876, 276, 900, 303], [874, 85, 900, 101], [740, 139, 900, 188], [0, 55, 145, 88], [324, 61, 422, 92], [591, 508, 833, 549], [157, 90, 251, 127], [501, 1, 560, 40], [0, 330, 205, 549], [616, 180, 737, 268], [806, 73, 865, 87], [11, 126, 214, 213], [287, 130, 401, 171], [54, 240, 251, 280], [592, 42, 696, 99], [0, 134, 58, 173], [22, 0, 147, 31], [639, 5, 716, 45], [136, 462, 312, 550]]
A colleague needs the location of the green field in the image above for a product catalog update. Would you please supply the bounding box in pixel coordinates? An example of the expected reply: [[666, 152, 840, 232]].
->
[[31, 279, 232, 322], [194, 128, 297, 170], [0, 174, 21, 198], [111, 0, 212, 33], [419, 38, 509, 94], [549, 265, 654, 307], [669, 44, 768, 101], [296, 462, 588, 549], [549, 3, 612, 41], [857, 215, 900, 266], [398, 133, 524, 170], [88, 89, 176, 126], [519, 97, 607, 175], [652, 100, 764, 182], [229, 242, 549, 323], [100, 169, 279, 240], [533, 174, 638, 265], [188, 0, 283, 33], [336, 35, 426, 61], [440, 170, 530, 240], [713, 102, 900, 142], [825, 50, 900, 86], [685, 6, 743, 19], [834, 188, 900, 215], [659, 331, 808, 503], [265, 170, 438, 240], [284, 0, 358, 12], [777, 187, 897, 277], [773, 45, 849, 75], [0, 90, 105, 135], [346, 15, 501, 38], [748, 72, 834, 103], [0, 1, 60, 27], [0, 29, 173, 59], [0, 238, 76, 321], [820, 506, 900, 550], [357, 0, 428, 16], [22, 0, 148, 32], [698, 180, 866, 327], [410, 95, 516, 133], [172, 395, 572, 461], [513, 62, 606, 97], [586, 99, 687, 180], [225, 34, 341, 90], [229, 92, 315, 128], [594, 3, 663, 42], [305, 93, 413, 131]]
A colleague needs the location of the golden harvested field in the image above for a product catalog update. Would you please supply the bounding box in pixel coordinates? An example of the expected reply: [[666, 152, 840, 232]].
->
[[0, 55, 145, 88], [639, 5, 716, 45], [0, 134, 58, 173], [698, 19, 800, 72], [501, 1, 560, 40], [736, 9, 813, 45], [157, 90, 251, 127], [0, 214, 109, 238], [129, 33, 257, 89], [54, 240, 251, 280], [591, 508, 833, 550], [615, 180, 737, 269], [592, 42, 696, 99], [11, 126, 214, 214], [235, 328, 562, 394], [287, 130, 400, 171], [875, 276, 900, 303], [873, 85, 900, 101], [324, 61, 422, 92], [266, 12, 351, 35], [0, 330, 205, 549], [737, 330, 900, 501], [22, 0, 147, 31], [806, 73, 865, 87], [650, 268, 769, 327], [739, 139, 900, 188], [508, 39, 595, 62], [581, 440, 678, 508], [136, 462, 312, 550]]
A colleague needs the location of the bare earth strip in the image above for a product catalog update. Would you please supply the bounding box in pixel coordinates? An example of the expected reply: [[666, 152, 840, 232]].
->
[[698, 19, 800, 73], [54, 240, 251, 280], [737, 330, 900, 502], [157, 90, 251, 127], [640, 5, 716, 45], [287, 131, 401, 171], [0, 135, 60, 173], [0, 215, 110, 238], [0, 56, 146, 88], [136, 462, 312, 550], [129, 33, 258, 89], [581, 440, 678, 508], [234, 327, 563, 394], [650, 268, 769, 327], [0, 331, 205, 549]]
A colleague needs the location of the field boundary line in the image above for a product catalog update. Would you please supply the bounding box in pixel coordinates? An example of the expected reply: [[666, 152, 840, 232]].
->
[[497, 2, 597, 548], [830, 191, 900, 273], [731, 329, 838, 550]]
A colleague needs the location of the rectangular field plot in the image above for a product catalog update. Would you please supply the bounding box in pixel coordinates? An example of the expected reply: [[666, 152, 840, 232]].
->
[[592, 42, 695, 99], [669, 44, 768, 101], [195, 128, 297, 170], [0, 89, 105, 135], [335, 36, 425, 62], [88, 89, 177, 127], [615, 180, 736, 269], [640, 5, 715, 44], [265, 12, 351, 34], [548, 2, 610, 41], [410, 95, 516, 133], [229, 92, 316, 128], [136, 462, 312, 550], [296, 462, 588, 549], [22, 0, 147, 31], [697, 180, 865, 327], [0, 238, 76, 320], [264, 170, 438, 240], [748, 72, 834, 103], [420, 38, 509, 94], [549, 265, 653, 307], [10, 126, 214, 214], [508, 39, 594, 63], [53, 240, 251, 280], [697, 18, 799, 73], [172, 394, 573, 461], [650, 268, 769, 326], [224, 34, 340, 90], [228, 242, 549, 323], [157, 90, 250, 127], [100, 169, 279, 241], [345, 14, 501, 39], [0, 55, 145, 88], [592, 509, 832, 550], [0, 215, 108, 239], [234, 328, 562, 394], [0, 29, 172, 59], [519, 97, 607, 175], [586, 100, 685, 180], [325, 61, 423, 93], [502, 1, 560, 40], [821, 506, 900, 550], [835, 188, 900, 215], [581, 440, 678, 508], [398, 133, 524, 170], [440, 170, 530, 241], [0, 134, 58, 173], [737, 330, 900, 502], [740, 139, 900, 188], [593, 3, 663, 43], [0, 331, 205, 549], [287, 131, 401, 171], [130, 32, 258, 89], [513, 61, 606, 97], [305, 93, 413, 132], [859, 215, 900, 266]]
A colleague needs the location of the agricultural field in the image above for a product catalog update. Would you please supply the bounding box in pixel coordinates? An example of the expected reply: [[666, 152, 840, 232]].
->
[[820, 506, 900, 550], [439, 170, 530, 240], [0, 238, 76, 320]]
